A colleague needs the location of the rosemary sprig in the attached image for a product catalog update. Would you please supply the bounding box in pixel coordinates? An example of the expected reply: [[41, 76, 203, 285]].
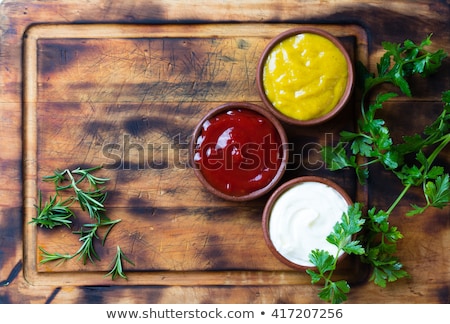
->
[[43, 166, 109, 222], [72, 219, 122, 264], [30, 191, 74, 229], [39, 218, 122, 265], [105, 246, 135, 280], [39, 247, 72, 265], [34, 165, 134, 279], [71, 223, 102, 264]]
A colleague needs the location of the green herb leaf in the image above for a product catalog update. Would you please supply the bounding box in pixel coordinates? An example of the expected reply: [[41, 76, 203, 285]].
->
[[343, 240, 365, 255], [104, 246, 135, 280], [43, 166, 110, 222], [321, 143, 356, 171], [306, 269, 322, 284], [307, 203, 365, 303], [318, 280, 350, 304], [39, 247, 73, 265], [34, 166, 129, 277], [30, 191, 74, 229], [318, 35, 448, 303], [72, 218, 122, 264], [427, 174, 450, 208], [370, 261, 409, 288], [309, 249, 335, 274]]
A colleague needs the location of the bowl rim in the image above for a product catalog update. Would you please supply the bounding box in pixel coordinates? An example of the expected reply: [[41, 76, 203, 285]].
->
[[256, 26, 355, 126], [189, 102, 289, 202], [261, 175, 353, 270]]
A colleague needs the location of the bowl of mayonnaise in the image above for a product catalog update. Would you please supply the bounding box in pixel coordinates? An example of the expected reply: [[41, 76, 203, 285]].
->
[[262, 176, 353, 270]]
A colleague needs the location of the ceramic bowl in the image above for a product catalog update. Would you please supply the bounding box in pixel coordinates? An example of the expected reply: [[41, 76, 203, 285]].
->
[[256, 27, 354, 126], [190, 102, 288, 201], [262, 176, 353, 270]]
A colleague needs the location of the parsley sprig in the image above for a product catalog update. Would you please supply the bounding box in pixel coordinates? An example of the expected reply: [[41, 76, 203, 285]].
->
[[361, 34, 446, 99], [324, 35, 448, 184], [309, 35, 448, 303], [306, 203, 365, 304]]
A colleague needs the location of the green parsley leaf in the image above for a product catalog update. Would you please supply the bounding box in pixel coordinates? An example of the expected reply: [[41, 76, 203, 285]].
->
[[321, 143, 357, 171], [309, 249, 335, 274], [320, 37, 447, 296], [307, 203, 365, 303], [426, 174, 450, 209], [318, 280, 350, 304]]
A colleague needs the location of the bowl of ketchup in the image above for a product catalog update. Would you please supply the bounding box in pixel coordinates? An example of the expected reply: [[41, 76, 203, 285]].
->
[[190, 102, 288, 201]]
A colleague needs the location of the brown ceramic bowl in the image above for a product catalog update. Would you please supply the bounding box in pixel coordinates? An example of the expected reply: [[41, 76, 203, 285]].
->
[[262, 176, 353, 270], [190, 102, 288, 201], [256, 27, 354, 126]]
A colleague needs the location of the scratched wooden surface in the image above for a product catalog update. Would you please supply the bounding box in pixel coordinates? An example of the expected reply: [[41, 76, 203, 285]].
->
[[0, 0, 449, 303], [22, 23, 367, 288]]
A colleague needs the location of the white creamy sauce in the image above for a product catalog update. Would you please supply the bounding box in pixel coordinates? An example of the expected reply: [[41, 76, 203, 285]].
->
[[269, 181, 350, 267]]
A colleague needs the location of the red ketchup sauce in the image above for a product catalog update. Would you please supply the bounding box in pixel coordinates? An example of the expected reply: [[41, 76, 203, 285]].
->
[[193, 108, 283, 197]]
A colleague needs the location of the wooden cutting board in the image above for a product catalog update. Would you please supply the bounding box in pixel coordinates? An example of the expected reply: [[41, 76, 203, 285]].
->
[[23, 23, 369, 286]]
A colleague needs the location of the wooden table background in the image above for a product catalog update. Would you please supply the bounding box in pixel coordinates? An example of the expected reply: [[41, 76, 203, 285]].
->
[[0, 0, 449, 303]]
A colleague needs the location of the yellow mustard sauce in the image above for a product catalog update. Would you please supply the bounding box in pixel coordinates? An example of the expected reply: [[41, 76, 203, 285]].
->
[[263, 33, 348, 121]]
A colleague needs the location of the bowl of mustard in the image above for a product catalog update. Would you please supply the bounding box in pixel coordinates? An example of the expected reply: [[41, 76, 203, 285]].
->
[[256, 27, 354, 126]]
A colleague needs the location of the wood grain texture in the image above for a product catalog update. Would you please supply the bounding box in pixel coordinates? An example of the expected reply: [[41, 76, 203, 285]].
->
[[22, 23, 367, 287], [0, 0, 449, 303]]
